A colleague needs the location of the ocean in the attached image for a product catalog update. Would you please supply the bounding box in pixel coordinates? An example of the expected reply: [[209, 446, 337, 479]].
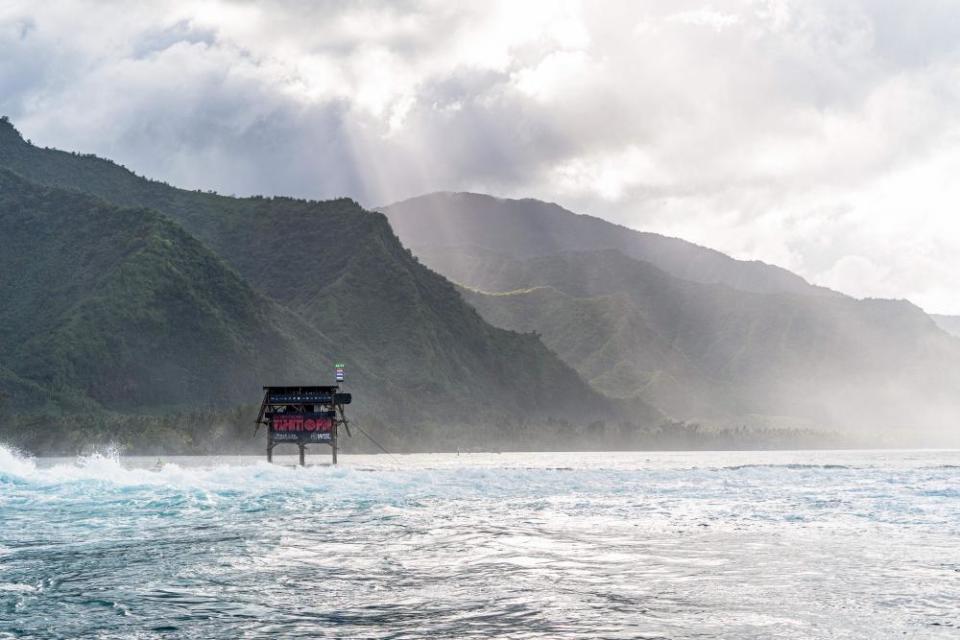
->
[[1, 447, 958, 639]]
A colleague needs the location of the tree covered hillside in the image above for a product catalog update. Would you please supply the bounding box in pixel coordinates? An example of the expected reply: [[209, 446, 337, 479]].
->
[[0, 169, 328, 410], [0, 118, 655, 453], [448, 247, 960, 445]]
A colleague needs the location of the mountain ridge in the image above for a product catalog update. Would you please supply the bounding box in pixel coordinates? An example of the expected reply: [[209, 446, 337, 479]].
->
[[378, 192, 960, 445], [932, 314, 960, 338], [381, 191, 840, 298]]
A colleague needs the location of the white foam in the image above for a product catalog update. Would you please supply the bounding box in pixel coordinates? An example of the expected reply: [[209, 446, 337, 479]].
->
[[0, 444, 37, 479]]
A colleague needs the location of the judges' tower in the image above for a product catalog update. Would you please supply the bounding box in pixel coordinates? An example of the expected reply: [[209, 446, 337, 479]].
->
[[255, 365, 352, 465]]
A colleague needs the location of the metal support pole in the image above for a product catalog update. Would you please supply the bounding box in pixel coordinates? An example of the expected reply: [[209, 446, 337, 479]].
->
[[299, 444, 306, 467], [267, 442, 273, 463], [332, 423, 338, 465]]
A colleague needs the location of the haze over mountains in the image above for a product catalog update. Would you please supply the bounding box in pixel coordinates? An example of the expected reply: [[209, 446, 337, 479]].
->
[[1, 118, 958, 451], [932, 315, 960, 339], [0, 118, 654, 454], [383, 192, 839, 298], [382, 193, 960, 446]]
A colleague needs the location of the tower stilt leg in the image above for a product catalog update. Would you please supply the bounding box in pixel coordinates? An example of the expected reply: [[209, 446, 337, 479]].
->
[[332, 424, 338, 465]]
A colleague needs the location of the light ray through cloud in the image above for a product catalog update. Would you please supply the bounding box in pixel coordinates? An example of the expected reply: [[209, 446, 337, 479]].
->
[[2, 0, 960, 312]]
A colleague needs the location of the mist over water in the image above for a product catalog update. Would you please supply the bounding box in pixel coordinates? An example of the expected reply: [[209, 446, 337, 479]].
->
[[1, 447, 959, 639]]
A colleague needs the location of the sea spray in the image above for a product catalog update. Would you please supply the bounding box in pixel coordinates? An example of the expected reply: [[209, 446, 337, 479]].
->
[[2, 448, 959, 638]]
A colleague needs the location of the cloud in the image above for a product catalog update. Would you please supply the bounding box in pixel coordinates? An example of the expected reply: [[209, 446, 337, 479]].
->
[[2, 0, 960, 312]]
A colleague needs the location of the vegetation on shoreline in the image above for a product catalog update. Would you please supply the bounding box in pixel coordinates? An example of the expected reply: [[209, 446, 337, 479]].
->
[[0, 408, 849, 457]]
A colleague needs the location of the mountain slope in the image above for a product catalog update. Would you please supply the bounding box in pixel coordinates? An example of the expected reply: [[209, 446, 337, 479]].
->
[[0, 169, 322, 412], [932, 315, 960, 338], [452, 247, 960, 443], [381, 192, 837, 297], [0, 119, 644, 444], [460, 284, 733, 420]]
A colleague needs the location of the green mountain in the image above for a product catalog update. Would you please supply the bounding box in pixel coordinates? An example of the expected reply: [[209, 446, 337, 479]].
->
[[459, 277, 732, 420], [380, 195, 960, 445], [381, 192, 838, 297], [0, 168, 344, 448], [0, 118, 652, 453]]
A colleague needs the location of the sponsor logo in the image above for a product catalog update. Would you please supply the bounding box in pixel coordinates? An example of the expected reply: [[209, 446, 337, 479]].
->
[[269, 414, 333, 433]]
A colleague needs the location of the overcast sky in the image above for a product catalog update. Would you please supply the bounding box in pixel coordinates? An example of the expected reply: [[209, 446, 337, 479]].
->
[[2, 1, 959, 313]]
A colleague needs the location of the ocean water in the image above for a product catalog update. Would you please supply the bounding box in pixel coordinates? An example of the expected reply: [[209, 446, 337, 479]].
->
[[1, 448, 958, 639]]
